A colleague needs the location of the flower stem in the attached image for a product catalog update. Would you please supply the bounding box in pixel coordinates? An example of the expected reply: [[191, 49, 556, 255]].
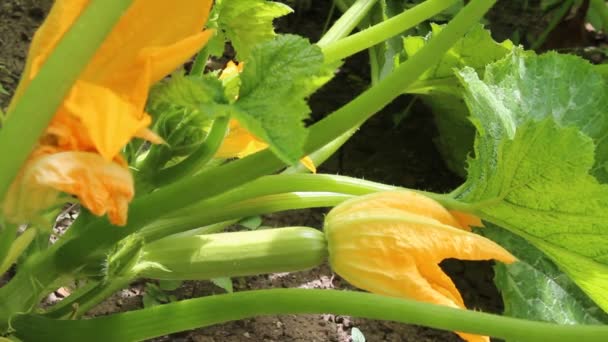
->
[[317, 0, 379, 47], [140, 192, 351, 241], [307, 0, 495, 153], [0, 0, 133, 203], [13, 289, 608, 342], [322, 0, 459, 63], [152, 115, 230, 187]]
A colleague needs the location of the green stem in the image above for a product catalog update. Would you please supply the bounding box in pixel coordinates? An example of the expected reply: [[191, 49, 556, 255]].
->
[[530, 0, 574, 50], [152, 116, 230, 186], [0, 0, 133, 203], [190, 46, 211, 77], [282, 128, 357, 173], [13, 289, 608, 342], [44, 280, 101, 319], [317, 0, 379, 47], [333, 0, 350, 13], [322, 0, 459, 63], [307, 0, 495, 154], [140, 192, 351, 241], [0, 223, 18, 273], [189, 174, 396, 207], [590, 0, 608, 31]]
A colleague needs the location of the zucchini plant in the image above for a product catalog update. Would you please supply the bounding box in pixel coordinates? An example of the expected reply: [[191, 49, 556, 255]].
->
[[0, 0, 607, 341]]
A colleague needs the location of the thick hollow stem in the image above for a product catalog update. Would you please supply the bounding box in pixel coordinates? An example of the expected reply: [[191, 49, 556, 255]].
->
[[13, 289, 608, 342], [322, 0, 459, 63], [317, 0, 379, 47]]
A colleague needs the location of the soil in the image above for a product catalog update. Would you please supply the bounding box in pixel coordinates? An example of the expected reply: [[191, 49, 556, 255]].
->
[[0, 1, 517, 341]]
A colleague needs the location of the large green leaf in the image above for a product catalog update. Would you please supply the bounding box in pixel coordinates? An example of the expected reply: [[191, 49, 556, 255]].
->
[[465, 51, 608, 181], [482, 224, 608, 324], [451, 52, 608, 311], [234, 34, 327, 165]]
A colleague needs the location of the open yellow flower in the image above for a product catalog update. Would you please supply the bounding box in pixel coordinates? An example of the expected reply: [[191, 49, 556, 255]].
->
[[3, 0, 214, 225], [324, 191, 516, 342], [215, 61, 316, 173]]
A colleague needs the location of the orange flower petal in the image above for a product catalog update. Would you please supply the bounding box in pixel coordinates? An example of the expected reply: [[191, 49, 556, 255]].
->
[[215, 120, 267, 158], [9, 0, 88, 108], [450, 210, 484, 231], [325, 191, 516, 342], [64, 81, 153, 160], [219, 61, 244, 80], [142, 31, 214, 85], [299, 156, 317, 173], [81, 0, 213, 81], [216, 119, 317, 173], [3, 151, 133, 225], [327, 190, 465, 229]]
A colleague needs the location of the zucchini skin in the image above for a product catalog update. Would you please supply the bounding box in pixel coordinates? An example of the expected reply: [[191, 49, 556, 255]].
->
[[139, 227, 327, 280]]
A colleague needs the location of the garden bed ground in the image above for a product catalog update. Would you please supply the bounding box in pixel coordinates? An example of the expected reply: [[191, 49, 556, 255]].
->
[[0, 1, 508, 341]]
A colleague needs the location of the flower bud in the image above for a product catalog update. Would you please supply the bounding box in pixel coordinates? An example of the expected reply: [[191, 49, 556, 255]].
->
[[324, 191, 516, 342]]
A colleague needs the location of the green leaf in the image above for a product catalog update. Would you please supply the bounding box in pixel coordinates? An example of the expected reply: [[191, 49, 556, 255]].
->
[[142, 293, 161, 308], [239, 216, 262, 230], [404, 23, 513, 84], [482, 224, 608, 324], [452, 52, 608, 312], [159, 280, 182, 291], [402, 24, 513, 175], [148, 73, 229, 119], [234, 34, 326, 165], [209, 0, 293, 60], [461, 50, 608, 182], [211, 277, 234, 293]]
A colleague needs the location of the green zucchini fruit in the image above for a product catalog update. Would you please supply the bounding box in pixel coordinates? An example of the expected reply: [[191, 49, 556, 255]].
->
[[139, 226, 327, 280]]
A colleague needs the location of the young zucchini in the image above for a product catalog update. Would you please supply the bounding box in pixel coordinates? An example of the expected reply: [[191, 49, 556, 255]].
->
[[138, 227, 327, 280]]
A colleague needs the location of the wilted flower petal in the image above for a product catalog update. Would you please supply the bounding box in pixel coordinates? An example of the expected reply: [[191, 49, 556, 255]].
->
[[5, 151, 133, 226]]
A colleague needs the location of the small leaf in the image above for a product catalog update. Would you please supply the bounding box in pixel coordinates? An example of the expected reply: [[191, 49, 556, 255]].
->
[[239, 216, 262, 230], [234, 34, 327, 165], [148, 73, 229, 118], [142, 293, 161, 308], [158, 280, 182, 291], [211, 277, 234, 293]]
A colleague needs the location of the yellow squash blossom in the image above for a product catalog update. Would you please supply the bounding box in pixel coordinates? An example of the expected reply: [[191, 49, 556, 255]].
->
[[324, 191, 516, 342], [215, 61, 316, 173], [3, 0, 214, 225]]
